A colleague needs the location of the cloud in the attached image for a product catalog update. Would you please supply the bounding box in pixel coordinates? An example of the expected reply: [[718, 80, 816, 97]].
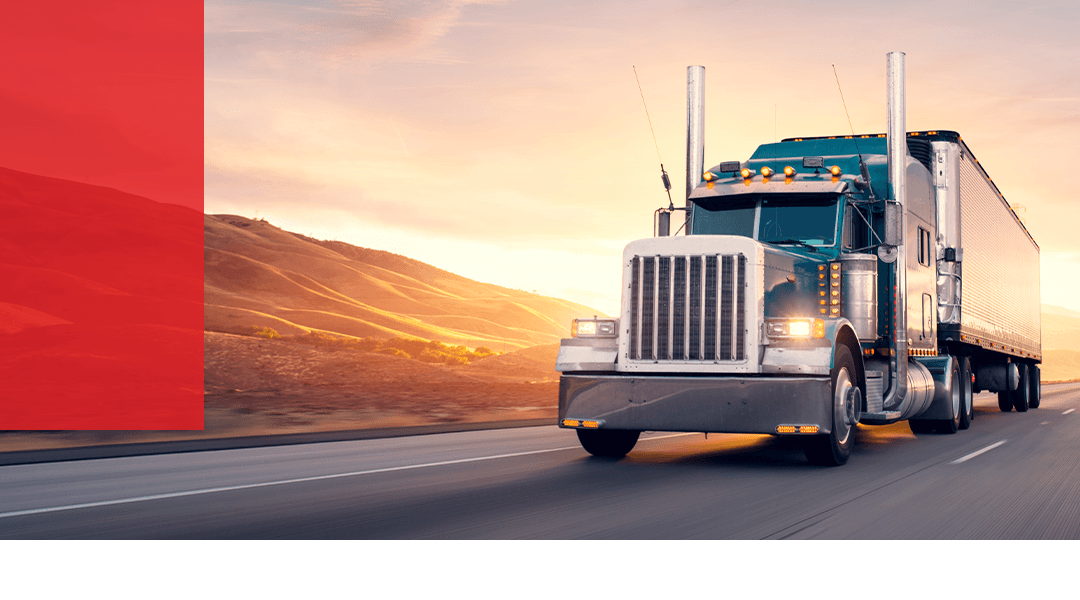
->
[[206, 0, 505, 68]]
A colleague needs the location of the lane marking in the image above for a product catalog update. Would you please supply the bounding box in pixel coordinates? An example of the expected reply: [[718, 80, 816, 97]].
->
[[1041, 422, 1050, 425], [1065, 409, 1075, 415], [951, 440, 1007, 464], [0, 431, 697, 520]]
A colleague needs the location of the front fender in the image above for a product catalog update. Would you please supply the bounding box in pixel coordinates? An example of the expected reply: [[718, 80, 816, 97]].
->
[[761, 318, 860, 376]]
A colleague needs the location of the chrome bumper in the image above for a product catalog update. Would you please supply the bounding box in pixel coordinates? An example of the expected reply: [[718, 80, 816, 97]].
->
[[559, 374, 833, 435]]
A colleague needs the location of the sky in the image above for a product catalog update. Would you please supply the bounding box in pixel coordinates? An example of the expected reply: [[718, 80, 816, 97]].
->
[[204, 0, 1080, 317]]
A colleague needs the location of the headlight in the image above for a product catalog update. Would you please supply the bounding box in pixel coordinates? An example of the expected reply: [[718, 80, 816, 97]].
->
[[767, 318, 825, 339], [571, 318, 618, 338], [788, 320, 811, 336]]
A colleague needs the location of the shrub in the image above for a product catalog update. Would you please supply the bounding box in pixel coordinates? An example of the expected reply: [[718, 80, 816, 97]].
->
[[253, 327, 280, 340], [376, 347, 412, 359]]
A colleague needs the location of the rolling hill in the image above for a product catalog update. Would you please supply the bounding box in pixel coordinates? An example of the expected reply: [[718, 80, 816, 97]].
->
[[204, 214, 602, 350]]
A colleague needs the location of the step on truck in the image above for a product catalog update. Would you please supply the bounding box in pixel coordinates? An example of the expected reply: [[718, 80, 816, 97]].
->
[[556, 52, 1042, 465]]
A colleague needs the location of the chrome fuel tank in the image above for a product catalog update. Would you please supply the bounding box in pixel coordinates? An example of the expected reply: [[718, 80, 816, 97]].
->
[[838, 253, 878, 342]]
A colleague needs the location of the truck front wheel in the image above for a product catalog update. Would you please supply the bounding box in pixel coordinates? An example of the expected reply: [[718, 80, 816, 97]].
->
[[576, 429, 640, 458], [958, 357, 973, 429], [804, 345, 858, 466]]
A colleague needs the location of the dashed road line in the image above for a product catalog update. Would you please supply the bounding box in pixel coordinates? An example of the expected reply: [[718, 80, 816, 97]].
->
[[952, 440, 1007, 464], [1064, 409, 1075, 415]]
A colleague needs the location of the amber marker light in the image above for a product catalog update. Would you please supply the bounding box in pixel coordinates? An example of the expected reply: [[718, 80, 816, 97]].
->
[[799, 425, 819, 434], [829, 165, 842, 176], [777, 425, 797, 434], [563, 419, 580, 428], [760, 166, 774, 178], [740, 168, 753, 179], [702, 171, 718, 182], [582, 421, 600, 429], [812, 319, 825, 338], [784, 166, 796, 177]]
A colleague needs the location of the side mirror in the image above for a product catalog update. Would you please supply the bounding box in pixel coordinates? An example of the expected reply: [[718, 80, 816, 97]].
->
[[656, 209, 670, 237], [884, 200, 902, 246]]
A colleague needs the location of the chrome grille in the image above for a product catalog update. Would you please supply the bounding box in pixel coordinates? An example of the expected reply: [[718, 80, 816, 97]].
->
[[630, 254, 747, 361]]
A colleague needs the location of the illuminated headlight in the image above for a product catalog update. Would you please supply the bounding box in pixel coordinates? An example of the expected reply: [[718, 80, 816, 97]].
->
[[767, 318, 825, 339], [571, 318, 618, 338], [788, 320, 811, 336]]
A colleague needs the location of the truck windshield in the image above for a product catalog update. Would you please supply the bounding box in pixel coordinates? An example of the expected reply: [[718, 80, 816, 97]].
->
[[691, 193, 839, 246], [758, 195, 839, 246], [690, 199, 755, 237]]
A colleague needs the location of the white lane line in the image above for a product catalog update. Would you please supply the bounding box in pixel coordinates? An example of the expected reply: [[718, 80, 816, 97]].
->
[[0, 432, 698, 520], [1064, 409, 1075, 415], [951, 440, 1007, 464]]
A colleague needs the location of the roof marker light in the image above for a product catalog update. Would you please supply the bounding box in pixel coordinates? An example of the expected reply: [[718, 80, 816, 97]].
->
[[829, 165, 842, 176], [740, 168, 754, 179], [783, 166, 796, 177], [760, 166, 774, 178]]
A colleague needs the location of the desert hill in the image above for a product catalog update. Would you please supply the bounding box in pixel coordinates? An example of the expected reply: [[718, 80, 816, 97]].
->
[[1040, 304, 1080, 382], [205, 214, 601, 350]]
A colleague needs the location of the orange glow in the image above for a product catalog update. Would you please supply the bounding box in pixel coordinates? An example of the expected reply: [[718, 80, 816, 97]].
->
[[777, 425, 797, 433], [583, 420, 600, 428], [799, 425, 819, 434], [563, 419, 580, 427]]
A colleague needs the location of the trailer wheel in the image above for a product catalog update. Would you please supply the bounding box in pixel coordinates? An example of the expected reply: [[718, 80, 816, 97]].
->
[[1011, 364, 1030, 413], [804, 345, 857, 466], [576, 429, 640, 458], [998, 392, 1012, 412], [958, 357, 973, 429], [1029, 365, 1041, 409]]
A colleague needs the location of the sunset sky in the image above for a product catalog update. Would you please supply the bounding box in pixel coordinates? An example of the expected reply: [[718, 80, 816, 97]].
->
[[204, 0, 1080, 317]]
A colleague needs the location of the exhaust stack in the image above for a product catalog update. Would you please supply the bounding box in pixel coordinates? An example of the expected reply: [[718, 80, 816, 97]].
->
[[686, 66, 705, 202], [882, 51, 910, 412]]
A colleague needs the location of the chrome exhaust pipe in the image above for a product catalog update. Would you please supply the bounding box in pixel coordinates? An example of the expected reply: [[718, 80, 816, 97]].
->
[[686, 66, 705, 202], [882, 51, 910, 411]]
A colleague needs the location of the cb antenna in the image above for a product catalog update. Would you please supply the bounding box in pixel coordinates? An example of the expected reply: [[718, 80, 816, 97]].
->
[[833, 64, 875, 199], [634, 66, 674, 210]]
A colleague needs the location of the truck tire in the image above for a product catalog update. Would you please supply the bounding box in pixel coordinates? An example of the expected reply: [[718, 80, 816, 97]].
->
[[998, 392, 1012, 412], [1011, 364, 1030, 412], [938, 360, 962, 434], [804, 345, 857, 466], [577, 429, 640, 458], [908, 419, 934, 434], [1029, 365, 1041, 409], [958, 357, 973, 429]]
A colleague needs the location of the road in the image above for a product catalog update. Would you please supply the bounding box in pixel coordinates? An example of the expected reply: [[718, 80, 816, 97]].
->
[[2, 382, 1079, 539]]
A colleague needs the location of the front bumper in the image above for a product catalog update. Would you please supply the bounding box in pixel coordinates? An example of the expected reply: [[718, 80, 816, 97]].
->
[[559, 374, 833, 435]]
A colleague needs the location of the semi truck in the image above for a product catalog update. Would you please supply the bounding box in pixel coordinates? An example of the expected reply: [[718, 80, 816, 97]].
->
[[555, 52, 1042, 466]]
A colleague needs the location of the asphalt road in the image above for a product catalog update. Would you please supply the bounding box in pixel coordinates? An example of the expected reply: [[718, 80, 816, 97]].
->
[[3, 382, 1079, 539]]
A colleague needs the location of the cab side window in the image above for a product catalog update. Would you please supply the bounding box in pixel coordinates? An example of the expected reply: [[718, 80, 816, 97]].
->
[[917, 227, 932, 267]]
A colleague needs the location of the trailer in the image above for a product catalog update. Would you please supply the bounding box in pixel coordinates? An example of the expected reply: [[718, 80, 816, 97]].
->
[[555, 52, 1041, 465]]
